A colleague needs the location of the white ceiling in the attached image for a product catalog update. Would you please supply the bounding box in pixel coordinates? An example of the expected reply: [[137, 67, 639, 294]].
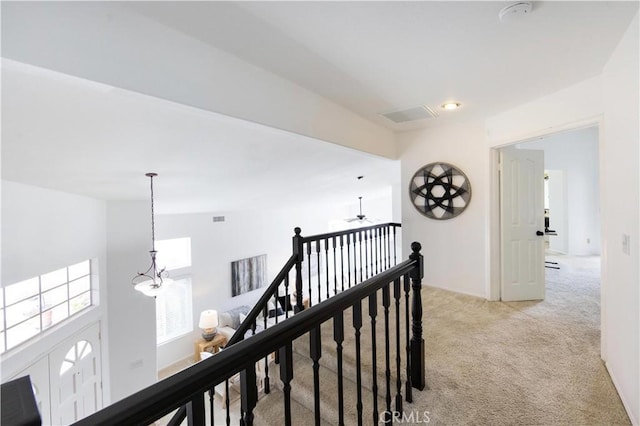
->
[[124, 1, 638, 130], [2, 60, 398, 214], [2, 1, 637, 213]]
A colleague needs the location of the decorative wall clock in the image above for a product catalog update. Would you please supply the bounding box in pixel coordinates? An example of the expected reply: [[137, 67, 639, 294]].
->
[[409, 162, 471, 220]]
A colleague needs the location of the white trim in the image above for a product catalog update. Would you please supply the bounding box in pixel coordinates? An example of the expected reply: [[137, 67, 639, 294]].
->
[[606, 361, 638, 425]]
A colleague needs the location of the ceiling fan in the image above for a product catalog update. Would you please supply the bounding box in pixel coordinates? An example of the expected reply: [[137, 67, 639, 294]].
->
[[345, 196, 373, 224]]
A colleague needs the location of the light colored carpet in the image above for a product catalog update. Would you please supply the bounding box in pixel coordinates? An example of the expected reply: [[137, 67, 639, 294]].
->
[[416, 254, 629, 425]]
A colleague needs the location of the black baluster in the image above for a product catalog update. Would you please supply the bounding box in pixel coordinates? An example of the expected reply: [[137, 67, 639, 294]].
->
[[353, 300, 364, 426], [383, 285, 392, 421], [375, 228, 380, 274], [225, 379, 231, 425], [410, 242, 425, 391], [187, 392, 205, 426], [310, 325, 322, 426], [369, 292, 378, 424], [284, 274, 290, 319], [346, 234, 352, 288], [240, 363, 258, 426], [358, 231, 363, 283], [293, 227, 304, 313], [316, 241, 322, 305], [404, 273, 412, 403], [393, 227, 398, 265], [339, 235, 345, 292], [274, 293, 279, 325], [209, 386, 214, 426], [334, 311, 345, 426], [325, 238, 330, 300], [279, 342, 294, 426], [385, 226, 390, 269], [307, 242, 313, 307], [332, 236, 338, 296], [393, 278, 403, 412], [364, 230, 369, 279], [263, 306, 270, 394]]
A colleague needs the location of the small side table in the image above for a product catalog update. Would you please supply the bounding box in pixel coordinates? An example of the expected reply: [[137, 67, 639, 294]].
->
[[194, 334, 226, 362]]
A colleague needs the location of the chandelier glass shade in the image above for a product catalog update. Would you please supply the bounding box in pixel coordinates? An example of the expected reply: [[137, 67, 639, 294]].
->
[[132, 173, 173, 297]]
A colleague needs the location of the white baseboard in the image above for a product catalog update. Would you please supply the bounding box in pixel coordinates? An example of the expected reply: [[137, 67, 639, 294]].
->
[[605, 361, 638, 425]]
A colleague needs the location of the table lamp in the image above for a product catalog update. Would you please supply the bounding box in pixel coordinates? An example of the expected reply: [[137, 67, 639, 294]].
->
[[199, 310, 218, 341]]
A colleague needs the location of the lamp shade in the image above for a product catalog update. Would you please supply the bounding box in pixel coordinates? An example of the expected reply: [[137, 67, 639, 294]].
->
[[199, 310, 218, 329]]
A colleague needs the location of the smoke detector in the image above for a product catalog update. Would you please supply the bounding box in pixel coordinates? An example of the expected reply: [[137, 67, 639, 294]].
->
[[499, 2, 533, 22]]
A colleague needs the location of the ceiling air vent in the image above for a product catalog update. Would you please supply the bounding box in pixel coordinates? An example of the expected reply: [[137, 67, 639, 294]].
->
[[212, 216, 225, 223], [380, 105, 438, 124]]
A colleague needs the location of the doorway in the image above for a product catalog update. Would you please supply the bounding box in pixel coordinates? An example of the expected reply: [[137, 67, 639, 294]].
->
[[494, 124, 602, 301]]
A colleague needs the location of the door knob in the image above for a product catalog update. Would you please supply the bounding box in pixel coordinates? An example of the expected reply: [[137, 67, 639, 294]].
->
[[536, 231, 544, 236]]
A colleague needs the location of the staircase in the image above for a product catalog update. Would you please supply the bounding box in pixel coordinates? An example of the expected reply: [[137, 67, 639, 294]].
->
[[72, 225, 425, 426], [254, 300, 411, 425]]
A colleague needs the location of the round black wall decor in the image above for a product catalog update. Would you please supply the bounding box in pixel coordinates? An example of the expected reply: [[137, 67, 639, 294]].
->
[[409, 162, 472, 220]]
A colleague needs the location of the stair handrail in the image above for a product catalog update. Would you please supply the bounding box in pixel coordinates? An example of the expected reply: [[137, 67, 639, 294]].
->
[[74, 242, 424, 426], [227, 223, 402, 347]]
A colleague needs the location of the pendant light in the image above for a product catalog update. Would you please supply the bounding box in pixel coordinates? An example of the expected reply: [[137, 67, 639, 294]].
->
[[132, 172, 173, 297]]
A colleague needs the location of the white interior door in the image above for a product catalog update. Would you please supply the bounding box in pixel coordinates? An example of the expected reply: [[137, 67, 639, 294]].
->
[[49, 322, 103, 424], [500, 147, 545, 301]]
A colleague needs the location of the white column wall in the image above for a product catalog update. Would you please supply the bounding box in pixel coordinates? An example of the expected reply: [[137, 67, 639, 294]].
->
[[398, 122, 488, 298]]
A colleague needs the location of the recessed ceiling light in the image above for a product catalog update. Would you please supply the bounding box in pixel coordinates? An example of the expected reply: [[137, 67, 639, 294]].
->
[[441, 102, 461, 110]]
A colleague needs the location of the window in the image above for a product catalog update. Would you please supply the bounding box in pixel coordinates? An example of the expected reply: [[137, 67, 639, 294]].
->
[[156, 277, 193, 344], [1, 260, 93, 353], [155, 238, 193, 345]]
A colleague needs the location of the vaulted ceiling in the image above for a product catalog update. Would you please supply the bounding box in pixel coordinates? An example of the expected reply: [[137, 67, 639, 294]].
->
[[2, 1, 637, 213]]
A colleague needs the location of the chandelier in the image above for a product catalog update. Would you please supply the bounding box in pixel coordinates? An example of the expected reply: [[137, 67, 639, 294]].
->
[[132, 172, 173, 297]]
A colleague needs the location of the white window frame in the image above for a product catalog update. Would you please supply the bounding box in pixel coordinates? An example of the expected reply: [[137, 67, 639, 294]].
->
[[0, 260, 94, 354], [155, 238, 193, 346]]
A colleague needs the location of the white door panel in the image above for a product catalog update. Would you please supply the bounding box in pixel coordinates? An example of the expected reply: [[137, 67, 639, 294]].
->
[[49, 322, 102, 424], [501, 148, 545, 301]]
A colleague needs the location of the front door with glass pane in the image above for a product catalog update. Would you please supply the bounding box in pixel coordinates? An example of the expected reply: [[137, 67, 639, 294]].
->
[[49, 322, 102, 424]]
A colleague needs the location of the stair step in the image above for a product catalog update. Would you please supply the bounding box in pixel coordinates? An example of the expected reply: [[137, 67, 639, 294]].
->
[[265, 351, 393, 426], [293, 304, 409, 399], [254, 387, 329, 426]]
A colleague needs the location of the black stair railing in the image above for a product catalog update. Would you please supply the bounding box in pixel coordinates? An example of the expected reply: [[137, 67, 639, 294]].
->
[[228, 223, 402, 348], [74, 241, 425, 426]]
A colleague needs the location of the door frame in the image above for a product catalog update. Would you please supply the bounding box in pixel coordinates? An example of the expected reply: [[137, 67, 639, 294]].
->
[[488, 116, 607, 359]]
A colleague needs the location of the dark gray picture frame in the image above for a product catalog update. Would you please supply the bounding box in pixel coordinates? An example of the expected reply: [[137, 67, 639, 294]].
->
[[231, 254, 267, 296]]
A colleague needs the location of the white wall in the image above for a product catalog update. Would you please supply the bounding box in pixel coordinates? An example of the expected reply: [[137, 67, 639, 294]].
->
[[155, 196, 394, 369], [1, 2, 396, 159], [518, 126, 601, 255], [601, 13, 639, 424], [1, 181, 109, 401], [485, 13, 639, 424], [398, 122, 488, 298], [105, 201, 157, 403]]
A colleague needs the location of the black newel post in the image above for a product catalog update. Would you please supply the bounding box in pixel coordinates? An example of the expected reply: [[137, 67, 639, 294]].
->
[[409, 242, 425, 391], [293, 227, 305, 313]]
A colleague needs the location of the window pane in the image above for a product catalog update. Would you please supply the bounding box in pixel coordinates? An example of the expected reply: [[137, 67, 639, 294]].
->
[[156, 277, 192, 344], [68, 261, 90, 281], [0, 288, 4, 307], [155, 238, 192, 270], [69, 276, 90, 298], [69, 293, 90, 315], [0, 308, 4, 330], [5, 278, 39, 305], [41, 268, 67, 291], [6, 297, 40, 328], [43, 303, 68, 330], [0, 332, 5, 354], [42, 286, 68, 310], [6, 316, 40, 349]]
